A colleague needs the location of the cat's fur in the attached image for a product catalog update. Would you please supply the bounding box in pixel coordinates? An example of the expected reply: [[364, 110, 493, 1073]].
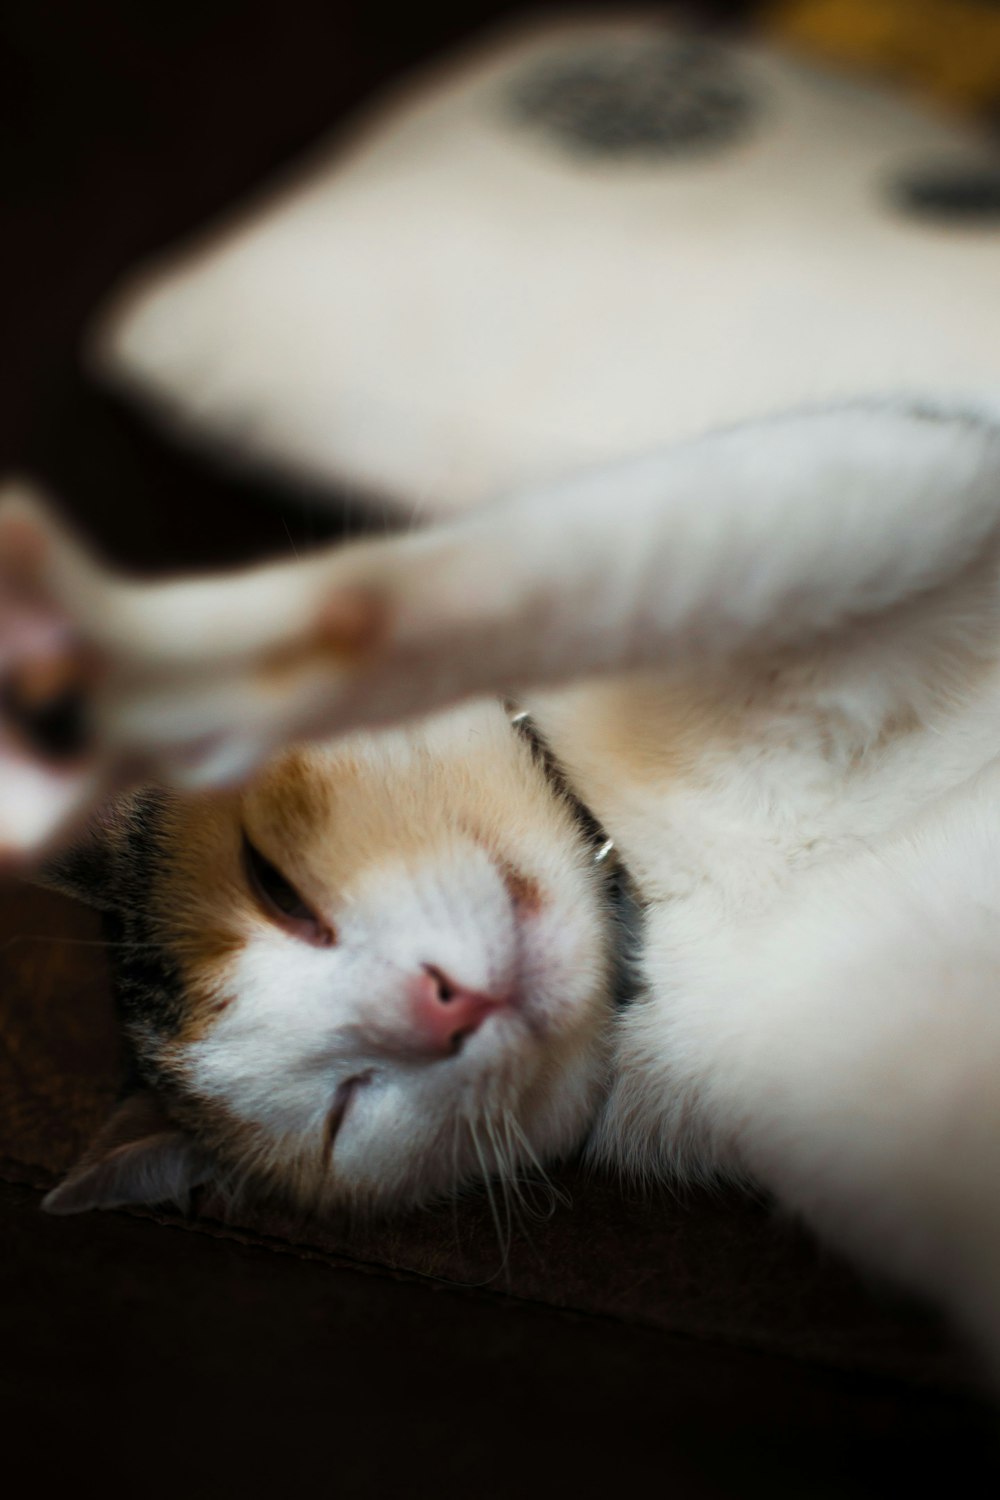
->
[[5, 397, 1000, 1365]]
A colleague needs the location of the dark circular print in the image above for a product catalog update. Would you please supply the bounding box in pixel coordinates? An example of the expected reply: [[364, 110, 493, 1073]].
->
[[891, 164, 1000, 224], [506, 37, 757, 161]]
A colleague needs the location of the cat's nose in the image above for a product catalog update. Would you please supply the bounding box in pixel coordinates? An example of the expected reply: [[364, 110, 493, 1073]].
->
[[411, 964, 507, 1056]]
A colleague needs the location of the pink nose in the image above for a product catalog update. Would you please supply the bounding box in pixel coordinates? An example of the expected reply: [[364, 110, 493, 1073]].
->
[[411, 964, 506, 1056]]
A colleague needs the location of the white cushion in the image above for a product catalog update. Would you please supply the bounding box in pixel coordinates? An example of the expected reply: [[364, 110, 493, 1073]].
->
[[91, 13, 1000, 517]]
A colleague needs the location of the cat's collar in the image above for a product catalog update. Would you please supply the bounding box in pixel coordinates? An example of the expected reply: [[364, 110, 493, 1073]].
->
[[507, 705, 640, 1011], [508, 707, 616, 866]]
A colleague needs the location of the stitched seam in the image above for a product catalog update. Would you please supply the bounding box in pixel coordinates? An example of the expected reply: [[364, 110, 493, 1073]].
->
[[0, 1158, 972, 1394]]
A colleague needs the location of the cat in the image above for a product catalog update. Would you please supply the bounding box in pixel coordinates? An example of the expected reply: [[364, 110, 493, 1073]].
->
[[4, 395, 1000, 1368]]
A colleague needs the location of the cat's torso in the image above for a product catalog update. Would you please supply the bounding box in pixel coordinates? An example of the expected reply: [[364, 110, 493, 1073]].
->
[[531, 562, 1000, 1198]]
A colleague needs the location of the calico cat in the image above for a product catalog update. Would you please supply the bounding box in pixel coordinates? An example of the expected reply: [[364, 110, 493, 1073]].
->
[[4, 397, 1000, 1365]]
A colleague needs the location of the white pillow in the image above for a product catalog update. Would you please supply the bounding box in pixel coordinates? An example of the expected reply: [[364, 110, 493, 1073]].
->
[[91, 12, 1000, 518]]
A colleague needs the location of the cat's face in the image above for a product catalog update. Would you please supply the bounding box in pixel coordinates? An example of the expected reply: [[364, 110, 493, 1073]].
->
[[47, 700, 616, 1215]]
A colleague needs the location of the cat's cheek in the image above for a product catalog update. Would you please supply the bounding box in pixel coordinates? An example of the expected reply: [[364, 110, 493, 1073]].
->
[[510, 841, 616, 1038], [521, 902, 607, 1024]]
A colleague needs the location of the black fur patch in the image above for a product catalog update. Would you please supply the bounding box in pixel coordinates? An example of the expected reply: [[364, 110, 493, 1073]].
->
[[101, 788, 188, 1085]]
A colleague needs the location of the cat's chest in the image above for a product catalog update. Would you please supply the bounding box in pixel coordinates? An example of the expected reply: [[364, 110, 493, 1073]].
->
[[529, 661, 1000, 922]]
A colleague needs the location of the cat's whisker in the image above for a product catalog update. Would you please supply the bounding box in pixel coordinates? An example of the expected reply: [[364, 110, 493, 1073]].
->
[[450, 1111, 464, 1201], [280, 516, 300, 561], [492, 1108, 542, 1252], [0, 934, 164, 954], [469, 1115, 511, 1279], [499, 1109, 526, 1197], [505, 1112, 571, 1216], [448, 1111, 472, 1268], [500, 1108, 539, 1208], [484, 1110, 517, 1255]]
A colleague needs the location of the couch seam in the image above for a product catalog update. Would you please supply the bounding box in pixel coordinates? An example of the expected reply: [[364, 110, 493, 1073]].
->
[[0, 1155, 974, 1396]]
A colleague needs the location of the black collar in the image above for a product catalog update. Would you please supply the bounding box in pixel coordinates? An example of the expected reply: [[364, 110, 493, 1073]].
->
[[508, 706, 641, 1011]]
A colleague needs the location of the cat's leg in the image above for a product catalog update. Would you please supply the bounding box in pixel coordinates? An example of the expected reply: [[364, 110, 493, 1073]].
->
[[598, 764, 1000, 1370], [2, 399, 1000, 853]]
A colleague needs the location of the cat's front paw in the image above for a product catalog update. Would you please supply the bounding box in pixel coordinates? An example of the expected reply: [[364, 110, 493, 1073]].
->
[[0, 482, 114, 859], [0, 483, 505, 861], [94, 524, 504, 785]]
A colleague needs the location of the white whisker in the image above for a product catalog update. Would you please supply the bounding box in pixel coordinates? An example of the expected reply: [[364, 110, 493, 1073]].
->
[[470, 1114, 510, 1278], [505, 1111, 571, 1216]]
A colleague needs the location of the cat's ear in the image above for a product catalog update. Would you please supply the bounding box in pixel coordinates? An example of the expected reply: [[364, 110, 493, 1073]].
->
[[35, 795, 138, 911], [41, 1091, 215, 1215]]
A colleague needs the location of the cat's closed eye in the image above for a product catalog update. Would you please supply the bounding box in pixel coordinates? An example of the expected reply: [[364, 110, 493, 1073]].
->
[[324, 1072, 371, 1156], [241, 831, 335, 946]]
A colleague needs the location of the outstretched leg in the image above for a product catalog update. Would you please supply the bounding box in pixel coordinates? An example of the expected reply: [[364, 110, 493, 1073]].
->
[[2, 398, 999, 858]]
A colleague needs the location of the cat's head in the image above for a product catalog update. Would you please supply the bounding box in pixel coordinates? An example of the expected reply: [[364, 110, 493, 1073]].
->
[[42, 700, 617, 1216]]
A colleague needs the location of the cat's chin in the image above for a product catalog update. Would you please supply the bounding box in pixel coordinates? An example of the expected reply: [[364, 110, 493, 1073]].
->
[[318, 1072, 607, 1217], [316, 987, 614, 1214]]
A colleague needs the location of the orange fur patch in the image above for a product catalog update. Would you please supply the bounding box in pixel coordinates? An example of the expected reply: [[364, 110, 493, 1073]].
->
[[259, 587, 388, 684], [502, 863, 543, 914]]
